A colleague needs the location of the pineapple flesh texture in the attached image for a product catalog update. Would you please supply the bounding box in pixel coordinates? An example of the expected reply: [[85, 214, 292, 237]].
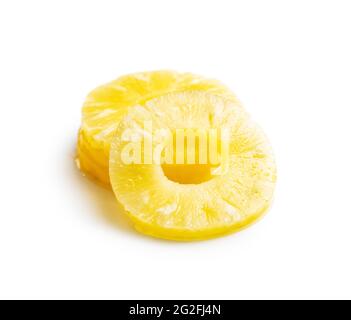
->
[[77, 71, 237, 186], [109, 92, 276, 241]]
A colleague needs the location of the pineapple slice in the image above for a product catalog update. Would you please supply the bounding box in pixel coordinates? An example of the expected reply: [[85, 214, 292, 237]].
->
[[77, 71, 237, 186], [77, 130, 110, 185], [109, 92, 276, 241]]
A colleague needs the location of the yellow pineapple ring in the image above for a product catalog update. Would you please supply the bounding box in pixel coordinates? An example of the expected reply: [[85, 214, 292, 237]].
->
[[109, 91, 276, 241], [78, 71, 237, 186]]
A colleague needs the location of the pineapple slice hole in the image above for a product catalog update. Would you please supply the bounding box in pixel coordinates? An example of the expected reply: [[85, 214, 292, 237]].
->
[[161, 164, 215, 185], [160, 134, 222, 184]]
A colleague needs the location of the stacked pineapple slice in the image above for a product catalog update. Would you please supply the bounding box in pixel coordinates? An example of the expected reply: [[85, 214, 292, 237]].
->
[[77, 71, 276, 241], [77, 71, 237, 186]]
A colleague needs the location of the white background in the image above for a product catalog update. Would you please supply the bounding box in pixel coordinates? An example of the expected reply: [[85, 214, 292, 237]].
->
[[0, 0, 350, 300]]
